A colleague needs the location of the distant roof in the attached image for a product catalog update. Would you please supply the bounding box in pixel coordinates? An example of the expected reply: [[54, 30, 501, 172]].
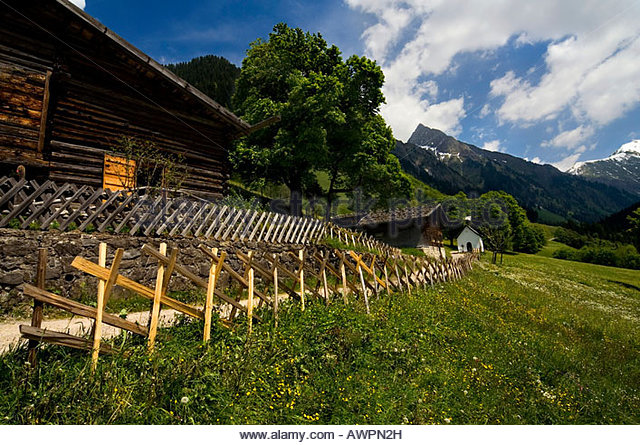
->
[[55, 0, 252, 136], [333, 204, 441, 229], [459, 225, 482, 238]]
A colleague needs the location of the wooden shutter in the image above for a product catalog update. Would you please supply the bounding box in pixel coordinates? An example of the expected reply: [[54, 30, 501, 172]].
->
[[103, 154, 136, 191]]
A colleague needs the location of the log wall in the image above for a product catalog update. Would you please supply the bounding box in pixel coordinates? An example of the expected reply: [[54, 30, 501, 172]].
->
[[0, 0, 239, 199]]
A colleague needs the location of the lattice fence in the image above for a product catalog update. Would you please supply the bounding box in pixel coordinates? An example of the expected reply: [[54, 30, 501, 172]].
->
[[0, 177, 330, 244], [0, 177, 402, 253]]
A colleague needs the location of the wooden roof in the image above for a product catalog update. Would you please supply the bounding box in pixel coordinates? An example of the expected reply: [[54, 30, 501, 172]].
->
[[333, 204, 442, 229], [54, 0, 252, 136]]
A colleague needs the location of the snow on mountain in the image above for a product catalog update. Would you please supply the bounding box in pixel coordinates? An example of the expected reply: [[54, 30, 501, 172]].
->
[[568, 140, 640, 195], [570, 140, 640, 173], [393, 124, 639, 223], [612, 139, 640, 156]]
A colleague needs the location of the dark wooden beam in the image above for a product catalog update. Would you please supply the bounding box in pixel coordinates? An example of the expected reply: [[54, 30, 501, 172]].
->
[[0, 147, 48, 167], [37, 70, 52, 153], [22, 283, 149, 337], [20, 325, 116, 355], [245, 115, 281, 135]]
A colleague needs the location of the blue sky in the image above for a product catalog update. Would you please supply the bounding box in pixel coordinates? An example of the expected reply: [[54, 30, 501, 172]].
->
[[73, 0, 640, 171]]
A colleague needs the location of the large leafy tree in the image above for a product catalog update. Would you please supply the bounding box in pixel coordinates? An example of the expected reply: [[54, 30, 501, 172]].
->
[[231, 23, 411, 215], [441, 191, 469, 246], [474, 194, 512, 264], [475, 190, 545, 254]]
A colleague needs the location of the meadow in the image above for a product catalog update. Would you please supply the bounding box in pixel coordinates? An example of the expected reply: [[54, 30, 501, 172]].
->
[[0, 252, 638, 424]]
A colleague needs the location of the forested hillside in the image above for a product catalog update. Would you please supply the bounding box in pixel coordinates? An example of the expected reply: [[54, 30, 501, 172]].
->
[[166, 55, 240, 109], [587, 201, 640, 240], [394, 125, 638, 223]]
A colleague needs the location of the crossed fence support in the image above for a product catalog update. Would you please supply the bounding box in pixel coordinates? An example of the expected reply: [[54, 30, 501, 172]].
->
[[19, 240, 478, 369]]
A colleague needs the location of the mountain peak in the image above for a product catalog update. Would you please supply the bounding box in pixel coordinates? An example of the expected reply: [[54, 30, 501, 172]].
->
[[568, 139, 640, 194], [570, 139, 640, 173], [612, 139, 640, 157], [407, 124, 446, 146], [393, 126, 638, 223]]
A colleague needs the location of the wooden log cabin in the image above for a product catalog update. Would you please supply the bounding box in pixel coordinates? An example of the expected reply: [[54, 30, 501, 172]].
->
[[332, 204, 447, 256], [0, 0, 259, 199]]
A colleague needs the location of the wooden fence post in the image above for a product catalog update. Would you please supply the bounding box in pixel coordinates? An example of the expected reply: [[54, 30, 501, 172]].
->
[[392, 255, 404, 294], [247, 265, 255, 336], [370, 255, 379, 299], [352, 251, 370, 314], [298, 249, 305, 311], [419, 259, 428, 289], [403, 258, 412, 295], [91, 245, 123, 372], [383, 257, 390, 294], [91, 243, 107, 371], [340, 256, 349, 304], [273, 253, 279, 328], [204, 248, 226, 342], [27, 248, 47, 368], [320, 251, 329, 304], [148, 243, 172, 352]]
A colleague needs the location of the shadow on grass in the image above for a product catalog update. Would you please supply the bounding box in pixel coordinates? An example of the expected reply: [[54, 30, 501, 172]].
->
[[608, 280, 640, 293]]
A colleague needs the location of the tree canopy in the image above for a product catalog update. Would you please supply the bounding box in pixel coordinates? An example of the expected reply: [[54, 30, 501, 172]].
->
[[470, 191, 545, 256], [440, 190, 546, 261], [231, 23, 411, 215]]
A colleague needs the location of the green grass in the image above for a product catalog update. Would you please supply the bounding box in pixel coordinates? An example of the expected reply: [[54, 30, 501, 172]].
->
[[536, 239, 576, 258], [400, 247, 426, 257], [531, 223, 557, 240], [1, 253, 638, 424]]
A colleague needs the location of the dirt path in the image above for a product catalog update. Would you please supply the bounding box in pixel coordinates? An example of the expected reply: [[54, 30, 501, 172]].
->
[[0, 310, 180, 354], [0, 292, 297, 354]]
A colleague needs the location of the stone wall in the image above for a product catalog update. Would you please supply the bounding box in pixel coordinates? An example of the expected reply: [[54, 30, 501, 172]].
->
[[0, 229, 311, 316]]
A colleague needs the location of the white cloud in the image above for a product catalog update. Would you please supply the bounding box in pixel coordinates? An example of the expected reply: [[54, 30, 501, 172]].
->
[[574, 36, 640, 125], [491, 31, 640, 126], [530, 157, 542, 164], [482, 139, 503, 152], [360, 6, 412, 64], [347, 0, 640, 140], [419, 80, 438, 100], [542, 125, 595, 149], [420, 98, 466, 136], [68, 0, 86, 9], [478, 104, 491, 119], [380, 94, 465, 139]]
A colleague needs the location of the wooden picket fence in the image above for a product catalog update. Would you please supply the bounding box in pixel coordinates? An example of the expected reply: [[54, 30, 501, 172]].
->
[[20, 240, 478, 369], [0, 177, 395, 251]]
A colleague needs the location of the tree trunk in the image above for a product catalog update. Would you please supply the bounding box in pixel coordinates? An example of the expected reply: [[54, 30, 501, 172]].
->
[[325, 166, 340, 220], [287, 175, 304, 217], [289, 190, 303, 217]]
